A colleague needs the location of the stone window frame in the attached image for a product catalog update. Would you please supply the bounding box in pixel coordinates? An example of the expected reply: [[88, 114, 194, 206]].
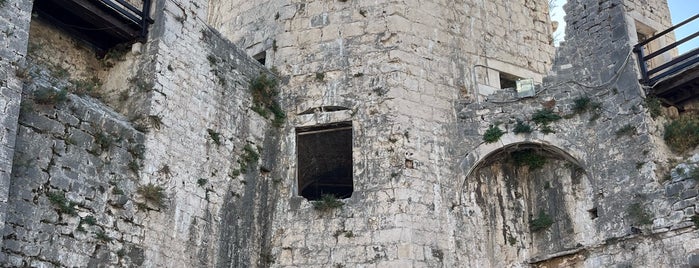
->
[[626, 11, 676, 75], [292, 106, 355, 201], [473, 59, 544, 101]]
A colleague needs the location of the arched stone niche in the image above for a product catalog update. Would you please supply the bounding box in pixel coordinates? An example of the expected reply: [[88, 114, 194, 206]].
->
[[456, 139, 595, 266]]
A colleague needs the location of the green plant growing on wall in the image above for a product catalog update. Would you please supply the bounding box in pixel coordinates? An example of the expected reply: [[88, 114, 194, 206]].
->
[[539, 124, 555, 134], [70, 77, 101, 98], [207, 54, 218, 66], [615, 124, 636, 138], [102, 43, 130, 62], [50, 64, 69, 79], [137, 183, 167, 209], [530, 210, 554, 231], [112, 187, 124, 195], [82, 215, 97, 225], [644, 97, 662, 118], [532, 108, 561, 125], [34, 88, 68, 105], [128, 159, 141, 174], [238, 144, 260, 172], [207, 129, 222, 146], [47, 191, 77, 215], [507, 235, 517, 245], [692, 215, 699, 229], [313, 194, 344, 211], [571, 96, 602, 116], [513, 119, 532, 134], [249, 73, 286, 127], [531, 108, 561, 134], [512, 149, 547, 170], [664, 116, 699, 153], [95, 231, 112, 242], [94, 131, 112, 151], [344, 231, 354, 238], [627, 202, 653, 225], [690, 167, 699, 181], [483, 125, 504, 143], [572, 96, 592, 114]]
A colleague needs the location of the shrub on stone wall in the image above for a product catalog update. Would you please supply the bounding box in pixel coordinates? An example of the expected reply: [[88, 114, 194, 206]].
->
[[532, 108, 561, 125], [237, 144, 260, 172], [513, 119, 533, 134], [644, 97, 662, 119], [627, 202, 653, 226], [137, 183, 166, 209], [249, 73, 285, 127], [529, 210, 554, 232], [664, 116, 699, 153], [313, 194, 344, 211], [483, 125, 505, 143], [34, 88, 67, 105], [512, 149, 547, 170], [47, 191, 77, 215]]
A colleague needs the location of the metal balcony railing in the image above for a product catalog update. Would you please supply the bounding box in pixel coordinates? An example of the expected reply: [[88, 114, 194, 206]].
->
[[34, 0, 153, 52], [634, 13, 699, 86], [98, 0, 153, 39]]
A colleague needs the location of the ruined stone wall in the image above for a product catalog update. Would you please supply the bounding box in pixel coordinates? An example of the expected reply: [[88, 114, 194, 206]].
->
[[454, 0, 699, 266], [1, 0, 282, 267], [206, 0, 555, 267], [1, 0, 695, 267], [0, 0, 34, 252], [622, 0, 676, 68], [208, 0, 555, 94], [3, 64, 148, 266], [132, 0, 281, 266], [25, 19, 148, 121], [624, 0, 673, 29]]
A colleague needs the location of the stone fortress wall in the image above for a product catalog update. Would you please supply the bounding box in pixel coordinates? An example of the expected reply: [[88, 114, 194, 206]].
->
[[0, 0, 697, 267], [0, 0, 280, 266]]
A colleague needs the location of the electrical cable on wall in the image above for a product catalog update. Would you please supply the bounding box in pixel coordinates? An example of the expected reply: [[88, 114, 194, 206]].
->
[[478, 48, 636, 104]]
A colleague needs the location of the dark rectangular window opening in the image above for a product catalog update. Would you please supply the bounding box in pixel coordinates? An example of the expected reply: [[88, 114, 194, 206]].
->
[[296, 122, 353, 201], [254, 51, 266, 65], [499, 72, 519, 89]]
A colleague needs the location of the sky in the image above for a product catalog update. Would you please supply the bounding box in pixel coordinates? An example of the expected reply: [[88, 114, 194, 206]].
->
[[550, 0, 699, 54], [667, 0, 699, 54]]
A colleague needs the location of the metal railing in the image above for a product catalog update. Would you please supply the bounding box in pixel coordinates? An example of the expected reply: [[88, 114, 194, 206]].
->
[[98, 0, 153, 39], [633, 13, 699, 86]]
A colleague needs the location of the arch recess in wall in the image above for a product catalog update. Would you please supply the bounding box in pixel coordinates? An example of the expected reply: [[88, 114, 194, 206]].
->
[[457, 140, 594, 266]]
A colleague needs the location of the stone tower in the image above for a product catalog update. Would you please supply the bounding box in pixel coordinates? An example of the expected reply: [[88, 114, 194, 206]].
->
[[0, 0, 698, 267]]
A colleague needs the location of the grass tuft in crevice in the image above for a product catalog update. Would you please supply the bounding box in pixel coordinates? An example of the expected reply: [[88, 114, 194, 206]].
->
[[483, 125, 505, 143]]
